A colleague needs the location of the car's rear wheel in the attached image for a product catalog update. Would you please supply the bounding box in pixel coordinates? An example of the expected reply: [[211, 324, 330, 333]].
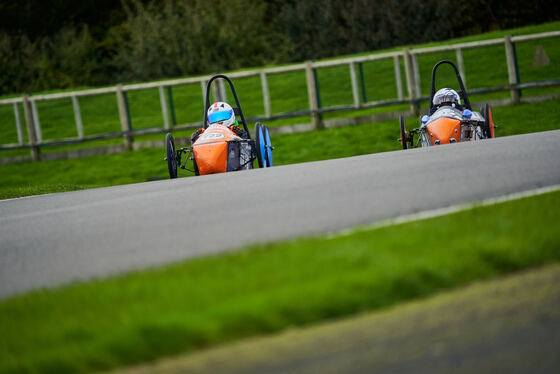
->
[[166, 133, 178, 179], [263, 125, 274, 167], [481, 103, 496, 139], [255, 123, 266, 168]]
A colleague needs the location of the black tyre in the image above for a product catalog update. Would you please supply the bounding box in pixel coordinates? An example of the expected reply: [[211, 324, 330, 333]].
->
[[480, 103, 491, 138], [400, 115, 408, 150], [166, 133, 178, 179], [481, 103, 494, 139], [255, 123, 265, 168]]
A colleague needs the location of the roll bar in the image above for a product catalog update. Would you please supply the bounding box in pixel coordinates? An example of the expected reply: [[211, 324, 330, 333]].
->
[[430, 60, 472, 112], [203, 74, 250, 138]]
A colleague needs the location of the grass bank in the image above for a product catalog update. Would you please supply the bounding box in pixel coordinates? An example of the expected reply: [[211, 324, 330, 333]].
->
[[1, 189, 559, 374], [112, 263, 560, 374], [1, 97, 559, 200]]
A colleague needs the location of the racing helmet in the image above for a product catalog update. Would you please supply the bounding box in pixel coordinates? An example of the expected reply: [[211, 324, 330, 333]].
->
[[433, 88, 461, 108], [207, 102, 235, 127]]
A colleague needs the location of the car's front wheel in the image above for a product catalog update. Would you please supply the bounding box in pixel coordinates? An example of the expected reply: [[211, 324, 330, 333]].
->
[[166, 133, 178, 179]]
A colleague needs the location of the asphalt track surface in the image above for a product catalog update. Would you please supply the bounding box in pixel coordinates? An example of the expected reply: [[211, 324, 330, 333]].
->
[[1, 130, 560, 298]]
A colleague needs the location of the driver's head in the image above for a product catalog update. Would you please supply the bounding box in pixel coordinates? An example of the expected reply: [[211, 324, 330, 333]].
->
[[433, 88, 461, 108], [207, 102, 235, 127]]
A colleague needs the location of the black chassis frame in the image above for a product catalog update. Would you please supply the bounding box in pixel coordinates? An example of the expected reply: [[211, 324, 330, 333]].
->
[[402, 60, 474, 149], [172, 74, 259, 174]]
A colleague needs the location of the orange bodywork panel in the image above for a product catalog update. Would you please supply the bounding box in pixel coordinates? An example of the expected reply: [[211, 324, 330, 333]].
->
[[192, 124, 240, 175], [193, 142, 228, 175], [426, 117, 461, 145]]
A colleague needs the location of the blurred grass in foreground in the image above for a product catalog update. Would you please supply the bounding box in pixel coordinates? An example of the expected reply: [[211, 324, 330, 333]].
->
[[1, 97, 559, 200], [1, 190, 559, 374], [113, 264, 560, 374]]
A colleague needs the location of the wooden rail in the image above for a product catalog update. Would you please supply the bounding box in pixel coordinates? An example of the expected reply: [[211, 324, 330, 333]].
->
[[1, 30, 559, 161]]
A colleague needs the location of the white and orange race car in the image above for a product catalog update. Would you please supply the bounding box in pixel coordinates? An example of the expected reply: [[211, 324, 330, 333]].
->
[[399, 60, 496, 149], [165, 75, 273, 178]]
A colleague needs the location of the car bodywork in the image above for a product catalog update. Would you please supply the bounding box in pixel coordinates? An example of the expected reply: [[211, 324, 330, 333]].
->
[[165, 74, 273, 178], [400, 60, 496, 150]]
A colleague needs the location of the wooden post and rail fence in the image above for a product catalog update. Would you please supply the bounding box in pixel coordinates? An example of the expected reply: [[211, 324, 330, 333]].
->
[[1, 31, 559, 163]]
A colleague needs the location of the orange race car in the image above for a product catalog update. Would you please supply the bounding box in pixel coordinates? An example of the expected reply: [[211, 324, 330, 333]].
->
[[165, 75, 273, 178], [399, 60, 496, 149]]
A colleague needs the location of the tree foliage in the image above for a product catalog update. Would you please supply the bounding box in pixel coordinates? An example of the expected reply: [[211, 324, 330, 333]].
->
[[0, 0, 558, 94]]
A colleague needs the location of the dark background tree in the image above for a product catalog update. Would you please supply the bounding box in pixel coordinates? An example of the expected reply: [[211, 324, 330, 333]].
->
[[1, 0, 559, 95]]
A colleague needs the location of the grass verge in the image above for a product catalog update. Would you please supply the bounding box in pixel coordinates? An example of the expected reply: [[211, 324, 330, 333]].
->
[[1, 189, 559, 374], [1, 96, 559, 200], [112, 263, 560, 374], [0, 184, 96, 200]]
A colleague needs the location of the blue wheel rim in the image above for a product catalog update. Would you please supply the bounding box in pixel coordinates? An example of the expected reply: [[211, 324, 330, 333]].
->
[[257, 124, 267, 168], [264, 126, 273, 167]]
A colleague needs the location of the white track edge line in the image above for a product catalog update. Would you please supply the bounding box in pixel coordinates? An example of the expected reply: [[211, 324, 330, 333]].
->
[[325, 184, 560, 240]]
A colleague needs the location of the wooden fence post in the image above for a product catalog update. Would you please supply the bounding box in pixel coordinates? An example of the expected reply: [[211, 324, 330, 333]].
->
[[455, 48, 467, 89], [403, 49, 419, 115], [201, 80, 208, 109], [167, 87, 177, 126], [504, 35, 521, 104], [30, 99, 42, 143], [212, 80, 221, 103], [116, 84, 133, 151], [217, 79, 227, 102], [260, 71, 271, 118], [393, 55, 404, 100], [22, 95, 40, 161], [13, 103, 24, 145], [358, 62, 367, 103], [159, 86, 170, 130], [305, 61, 324, 130], [411, 54, 421, 99], [349, 61, 361, 108], [71, 96, 84, 139]]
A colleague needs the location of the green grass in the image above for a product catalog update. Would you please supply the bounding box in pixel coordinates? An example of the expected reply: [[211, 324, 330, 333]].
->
[[0, 185, 96, 200], [1, 96, 559, 200], [1, 21, 559, 152], [1, 189, 559, 374], [0, 147, 177, 199], [117, 263, 560, 374]]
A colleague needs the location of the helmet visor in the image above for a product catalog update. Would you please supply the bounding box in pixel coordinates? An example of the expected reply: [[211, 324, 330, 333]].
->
[[208, 109, 233, 124]]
